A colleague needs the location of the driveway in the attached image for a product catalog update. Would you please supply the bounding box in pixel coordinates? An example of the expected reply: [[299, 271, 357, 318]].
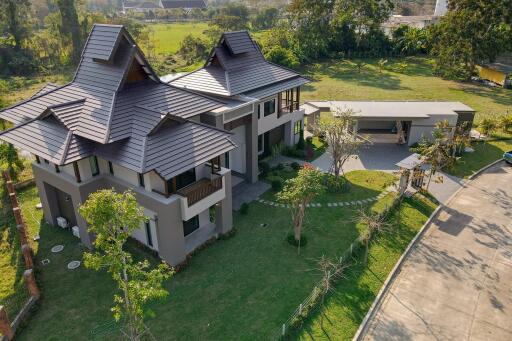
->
[[361, 161, 512, 340]]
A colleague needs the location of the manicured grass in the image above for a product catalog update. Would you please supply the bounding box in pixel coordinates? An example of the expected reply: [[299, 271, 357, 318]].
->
[[293, 195, 437, 340], [301, 57, 512, 120], [447, 139, 512, 178], [15, 171, 392, 340]]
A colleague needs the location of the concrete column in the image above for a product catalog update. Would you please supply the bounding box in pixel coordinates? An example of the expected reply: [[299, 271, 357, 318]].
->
[[73, 193, 93, 248], [0, 306, 13, 340], [216, 171, 233, 234], [154, 201, 187, 266], [245, 111, 259, 183], [34, 176, 59, 227], [284, 121, 294, 146]]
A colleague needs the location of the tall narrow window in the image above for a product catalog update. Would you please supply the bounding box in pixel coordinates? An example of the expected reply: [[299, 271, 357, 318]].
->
[[257, 104, 261, 119], [145, 221, 153, 247], [138, 173, 145, 187], [89, 156, 99, 176], [225, 152, 230, 168], [183, 215, 199, 236], [294, 121, 302, 135], [108, 161, 114, 175], [264, 99, 276, 117], [258, 134, 264, 154]]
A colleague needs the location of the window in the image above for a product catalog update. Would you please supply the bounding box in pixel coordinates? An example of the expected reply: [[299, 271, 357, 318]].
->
[[43, 159, 49, 164], [89, 156, 99, 176], [224, 153, 230, 169], [263, 99, 276, 117], [258, 134, 264, 154], [294, 120, 302, 135], [108, 161, 114, 175], [138, 173, 145, 187], [257, 104, 261, 119], [183, 215, 199, 236], [145, 221, 153, 247]]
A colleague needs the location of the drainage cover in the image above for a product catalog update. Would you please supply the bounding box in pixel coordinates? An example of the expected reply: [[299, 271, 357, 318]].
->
[[67, 261, 81, 270], [260, 223, 268, 228], [41, 259, 50, 266], [51, 245, 64, 253]]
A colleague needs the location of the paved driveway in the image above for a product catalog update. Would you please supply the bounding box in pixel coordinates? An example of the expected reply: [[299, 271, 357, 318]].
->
[[362, 161, 512, 340]]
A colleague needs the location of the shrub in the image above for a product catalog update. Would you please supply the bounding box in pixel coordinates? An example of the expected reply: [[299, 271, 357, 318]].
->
[[283, 146, 306, 159], [275, 163, 284, 171], [267, 176, 283, 191], [240, 203, 249, 215], [324, 174, 348, 193], [287, 233, 308, 247], [259, 161, 270, 176], [499, 114, 512, 132], [291, 162, 301, 170], [305, 136, 313, 146], [263, 46, 300, 69], [479, 117, 498, 136]]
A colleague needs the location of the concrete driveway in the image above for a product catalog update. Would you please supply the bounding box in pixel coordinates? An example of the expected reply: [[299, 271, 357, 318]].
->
[[361, 161, 512, 341]]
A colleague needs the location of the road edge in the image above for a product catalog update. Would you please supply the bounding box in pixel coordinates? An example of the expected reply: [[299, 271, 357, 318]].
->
[[352, 159, 505, 341]]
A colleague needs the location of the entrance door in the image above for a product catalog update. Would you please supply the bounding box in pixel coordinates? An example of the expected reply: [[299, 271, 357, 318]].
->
[[229, 125, 246, 174]]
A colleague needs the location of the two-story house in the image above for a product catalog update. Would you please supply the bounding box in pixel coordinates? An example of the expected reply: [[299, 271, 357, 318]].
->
[[170, 31, 309, 183], [0, 24, 237, 266]]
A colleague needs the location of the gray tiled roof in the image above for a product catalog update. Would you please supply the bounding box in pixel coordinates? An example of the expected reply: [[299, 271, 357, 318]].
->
[[170, 31, 306, 97], [243, 77, 310, 99], [31, 83, 59, 98], [0, 24, 233, 179]]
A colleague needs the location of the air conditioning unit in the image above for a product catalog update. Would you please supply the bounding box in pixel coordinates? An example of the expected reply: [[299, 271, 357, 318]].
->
[[71, 226, 80, 238], [56, 217, 69, 229]]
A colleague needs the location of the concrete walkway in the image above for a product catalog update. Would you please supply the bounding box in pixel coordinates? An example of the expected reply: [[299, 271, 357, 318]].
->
[[361, 161, 512, 341], [232, 180, 270, 211]]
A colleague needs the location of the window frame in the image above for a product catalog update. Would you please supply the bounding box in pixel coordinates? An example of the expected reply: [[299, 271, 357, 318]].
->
[[138, 173, 145, 187], [145, 221, 153, 247], [294, 120, 302, 135], [258, 134, 264, 154], [89, 156, 100, 176], [263, 98, 276, 117]]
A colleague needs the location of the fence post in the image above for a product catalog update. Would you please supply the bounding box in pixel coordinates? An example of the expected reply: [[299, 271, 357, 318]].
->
[[24, 269, 40, 299], [339, 256, 343, 264], [299, 303, 303, 315], [0, 305, 14, 340], [21, 244, 34, 269], [282, 323, 286, 336], [350, 243, 353, 255]]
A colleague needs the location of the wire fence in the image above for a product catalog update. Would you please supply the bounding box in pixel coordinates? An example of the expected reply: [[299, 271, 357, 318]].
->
[[271, 195, 403, 340]]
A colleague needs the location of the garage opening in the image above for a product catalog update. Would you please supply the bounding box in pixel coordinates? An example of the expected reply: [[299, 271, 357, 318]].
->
[[357, 120, 411, 144], [44, 182, 77, 228]]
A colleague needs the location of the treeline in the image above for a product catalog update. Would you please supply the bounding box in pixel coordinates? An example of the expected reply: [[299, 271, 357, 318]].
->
[[0, 1, 158, 77]]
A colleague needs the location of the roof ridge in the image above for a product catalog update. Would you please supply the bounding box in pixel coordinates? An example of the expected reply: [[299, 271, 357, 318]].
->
[[59, 130, 74, 165], [104, 91, 118, 143]]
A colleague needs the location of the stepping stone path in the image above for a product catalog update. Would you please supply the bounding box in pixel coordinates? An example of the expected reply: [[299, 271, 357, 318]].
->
[[256, 188, 395, 209]]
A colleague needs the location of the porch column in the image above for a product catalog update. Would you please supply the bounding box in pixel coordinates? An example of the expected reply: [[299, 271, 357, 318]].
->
[[245, 111, 258, 183], [216, 170, 233, 234]]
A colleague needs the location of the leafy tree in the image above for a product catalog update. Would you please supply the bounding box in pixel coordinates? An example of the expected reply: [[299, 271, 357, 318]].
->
[[55, 0, 84, 64], [0, 0, 31, 50], [277, 164, 325, 254], [0, 143, 25, 183], [392, 25, 429, 55], [318, 107, 363, 180], [178, 34, 210, 65], [212, 3, 250, 31], [252, 7, 279, 30], [263, 46, 299, 69], [430, 0, 512, 80], [80, 190, 172, 341]]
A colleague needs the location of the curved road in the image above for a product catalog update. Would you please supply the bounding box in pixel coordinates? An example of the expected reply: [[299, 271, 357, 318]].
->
[[362, 161, 512, 340]]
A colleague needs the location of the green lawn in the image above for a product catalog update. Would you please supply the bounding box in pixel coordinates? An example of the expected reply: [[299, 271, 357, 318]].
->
[[294, 195, 437, 340], [149, 22, 210, 55], [301, 57, 512, 121], [447, 139, 512, 178], [9, 171, 394, 340]]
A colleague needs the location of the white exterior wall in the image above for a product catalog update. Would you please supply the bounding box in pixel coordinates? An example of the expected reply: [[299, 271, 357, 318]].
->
[[408, 114, 458, 145], [111, 163, 139, 187], [257, 97, 305, 136], [229, 125, 246, 174]]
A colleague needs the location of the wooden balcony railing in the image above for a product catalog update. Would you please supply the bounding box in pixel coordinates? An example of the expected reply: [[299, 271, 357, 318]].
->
[[177, 176, 223, 206], [278, 101, 300, 117]]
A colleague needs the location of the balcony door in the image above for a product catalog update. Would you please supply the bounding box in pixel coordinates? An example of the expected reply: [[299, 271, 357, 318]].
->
[[167, 168, 196, 193]]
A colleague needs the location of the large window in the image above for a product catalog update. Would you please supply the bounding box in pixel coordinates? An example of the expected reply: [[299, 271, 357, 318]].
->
[[258, 134, 264, 154], [294, 120, 302, 135], [263, 99, 276, 117], [166, 168, 196, 193], [145, 221, 153, 247], [89, 156, 99, 176], [183, 215, 199, 236]]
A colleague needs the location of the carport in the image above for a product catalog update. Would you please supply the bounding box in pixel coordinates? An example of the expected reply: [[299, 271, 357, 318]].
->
[[302, 101, 475, 146]]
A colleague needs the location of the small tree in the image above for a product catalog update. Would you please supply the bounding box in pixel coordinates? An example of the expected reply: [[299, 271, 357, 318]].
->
[[355, 60, 366, 73], [317, 256, 346, 329], [318, 107, 364, 180], [499, 113, 512, 133], [0, 143, 24, 182], [277, 164, 325, 254], [80, 190, 172, 341], [377, 58, 388, 73], [356, 208, 390, 264], [479, 117, 497, 136]]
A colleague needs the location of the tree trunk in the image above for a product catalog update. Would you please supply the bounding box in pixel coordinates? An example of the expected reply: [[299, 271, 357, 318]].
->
[[294, 205, 305, 255], [56, 0, 83, 64]]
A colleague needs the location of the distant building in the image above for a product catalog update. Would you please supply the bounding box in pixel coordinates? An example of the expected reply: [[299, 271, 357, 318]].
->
[[434, 0, 448, 16], [382, 15, 440, 36], [478, 55, 512, 88], [122, 0, 162, 12], [161, 0, 206, 10]]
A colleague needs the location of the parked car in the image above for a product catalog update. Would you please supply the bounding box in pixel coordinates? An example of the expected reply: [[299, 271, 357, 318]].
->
[[504, 150, 512, 164]]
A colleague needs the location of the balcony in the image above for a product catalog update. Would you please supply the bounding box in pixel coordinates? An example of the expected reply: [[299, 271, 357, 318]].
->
[[177, 176, 223, 206], [177, 170, 228, 221], [278, 101, 300, 117]]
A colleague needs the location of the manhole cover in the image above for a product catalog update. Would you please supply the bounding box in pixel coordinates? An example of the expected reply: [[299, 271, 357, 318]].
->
[[260, 223, 268, 228], [51, 245, 64, 253], [67, 261, 81, 270], [41, 259, 50, 266]]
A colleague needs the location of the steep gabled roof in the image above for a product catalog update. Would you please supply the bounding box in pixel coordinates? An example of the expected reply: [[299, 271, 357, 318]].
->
[[161, 0, 206, 9], [170, 30, 306, 97]]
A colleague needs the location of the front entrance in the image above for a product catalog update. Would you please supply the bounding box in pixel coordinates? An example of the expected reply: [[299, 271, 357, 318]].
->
[[261, 125, 285, 157], [229, 125, 246, 174], [49, 184, 77, 227]]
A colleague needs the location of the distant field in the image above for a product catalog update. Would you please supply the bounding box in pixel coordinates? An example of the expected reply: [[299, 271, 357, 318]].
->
[[149, 22, 210, 55]]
